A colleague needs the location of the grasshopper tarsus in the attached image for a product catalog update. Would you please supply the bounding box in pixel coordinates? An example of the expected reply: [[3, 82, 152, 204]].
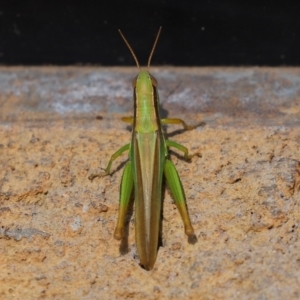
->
[[183, 121, 206, 131], [185, 224, 195, 237], [186, 121, 206, 130], [114, 228, 123, 240], [186, 152, 202, 161], [162, 118, 205, 131], [88, 174, 98, 181], [88, 171, 109, 181]]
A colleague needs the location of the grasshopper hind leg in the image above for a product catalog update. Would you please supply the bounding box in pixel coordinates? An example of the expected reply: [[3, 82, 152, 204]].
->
[[164, 159, 195, 238], [114, 161, 134, 240]]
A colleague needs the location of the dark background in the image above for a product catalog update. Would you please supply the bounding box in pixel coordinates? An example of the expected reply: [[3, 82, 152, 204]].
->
[[0, 0, 299, 66]]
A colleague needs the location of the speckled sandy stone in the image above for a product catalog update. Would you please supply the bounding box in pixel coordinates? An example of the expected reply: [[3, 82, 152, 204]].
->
[[0, 67, 300, 299]]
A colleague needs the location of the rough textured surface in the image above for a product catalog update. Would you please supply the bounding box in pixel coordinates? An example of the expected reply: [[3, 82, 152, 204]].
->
[[0, 67, 300, 299]]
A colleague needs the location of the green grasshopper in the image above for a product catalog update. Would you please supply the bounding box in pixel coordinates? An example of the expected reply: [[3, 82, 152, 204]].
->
[[91, 27, 202, 270]]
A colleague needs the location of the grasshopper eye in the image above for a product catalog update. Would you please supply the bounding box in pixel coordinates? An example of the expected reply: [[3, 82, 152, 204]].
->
[[150, 75, 157, 87], [132, 76, 137, 88]]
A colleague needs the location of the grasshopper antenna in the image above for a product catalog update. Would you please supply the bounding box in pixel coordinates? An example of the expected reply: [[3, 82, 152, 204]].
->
[[118, 29, 140, 70], [147, 26, 162, 70]]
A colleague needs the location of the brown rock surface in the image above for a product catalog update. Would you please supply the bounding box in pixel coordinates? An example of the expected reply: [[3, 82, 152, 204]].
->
[[0, 67, 300, 299]]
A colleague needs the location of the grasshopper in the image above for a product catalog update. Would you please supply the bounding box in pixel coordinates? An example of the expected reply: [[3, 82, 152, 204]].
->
[[90, 27, 203, 270]]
